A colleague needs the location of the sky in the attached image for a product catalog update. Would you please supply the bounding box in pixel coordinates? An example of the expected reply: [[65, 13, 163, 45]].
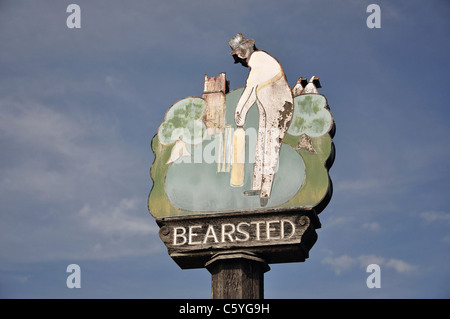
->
[[0, 0, 449, 299]]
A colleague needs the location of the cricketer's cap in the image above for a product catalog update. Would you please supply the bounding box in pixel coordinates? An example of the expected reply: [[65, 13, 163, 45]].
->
[[228, 33, 255, 55]]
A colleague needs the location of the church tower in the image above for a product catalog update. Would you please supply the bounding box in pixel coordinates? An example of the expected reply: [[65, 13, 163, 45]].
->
[[202, 73, 228, 135]]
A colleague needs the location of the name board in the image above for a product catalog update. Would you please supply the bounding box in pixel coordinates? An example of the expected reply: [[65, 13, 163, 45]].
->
[[157, 211, 318, 269]]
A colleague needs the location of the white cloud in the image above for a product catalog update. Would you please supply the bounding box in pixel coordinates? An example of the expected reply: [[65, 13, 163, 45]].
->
[[385, 259, 417, 274], [420, 211, 450, 224], [362, 255, 417, 274], [69, 197, 161, 260], [324, 216, 348, 228], [362, 222, 380, 232], [334, 179, 384, 193], [442, 235, 450, 244], [323, 253, 417, 275], [11, 275, 29, 284], [357, 254, 386, 268], [322, 255, 355, 274], [0, 99, 84, 156], [334, 176, 411, 197], [105, 76, 120, 87], [80, 197, 157, 237]]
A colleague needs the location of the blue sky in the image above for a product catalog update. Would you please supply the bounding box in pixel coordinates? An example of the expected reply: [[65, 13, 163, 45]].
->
[[1, 0, 449, 298]]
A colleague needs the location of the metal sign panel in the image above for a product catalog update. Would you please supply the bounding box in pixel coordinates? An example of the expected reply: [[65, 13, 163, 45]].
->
[[149, 79, 334, 217]]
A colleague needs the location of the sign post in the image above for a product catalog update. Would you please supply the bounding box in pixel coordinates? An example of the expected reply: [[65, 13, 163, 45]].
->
[[148, 33, 335, 299], [206, 252, 269, 299]]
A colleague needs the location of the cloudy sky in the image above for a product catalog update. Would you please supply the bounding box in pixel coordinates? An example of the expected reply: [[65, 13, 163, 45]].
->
[[1, 0, 449, 298]]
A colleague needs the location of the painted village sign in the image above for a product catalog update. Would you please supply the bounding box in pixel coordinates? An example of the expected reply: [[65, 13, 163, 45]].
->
[[148, 34, 335, 269]]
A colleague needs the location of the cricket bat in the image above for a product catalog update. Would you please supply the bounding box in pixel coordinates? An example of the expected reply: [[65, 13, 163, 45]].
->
[[231, 127, 245, 187]]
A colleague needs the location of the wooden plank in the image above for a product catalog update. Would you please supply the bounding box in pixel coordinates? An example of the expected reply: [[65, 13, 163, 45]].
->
[[156, 210, 318, 269]]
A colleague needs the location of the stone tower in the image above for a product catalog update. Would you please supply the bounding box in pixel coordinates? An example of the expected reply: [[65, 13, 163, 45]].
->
[[202, 73, 228, 135]]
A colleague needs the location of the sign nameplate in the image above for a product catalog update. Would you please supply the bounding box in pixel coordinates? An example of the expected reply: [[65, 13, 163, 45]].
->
[[157, 210, 319, 269]]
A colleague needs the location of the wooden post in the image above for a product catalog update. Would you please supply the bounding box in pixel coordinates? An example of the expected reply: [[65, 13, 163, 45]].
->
[[205, 252, 270, 299]]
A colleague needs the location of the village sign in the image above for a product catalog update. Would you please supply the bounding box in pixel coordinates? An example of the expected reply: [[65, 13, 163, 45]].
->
[[148, 33, 335, 271]]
